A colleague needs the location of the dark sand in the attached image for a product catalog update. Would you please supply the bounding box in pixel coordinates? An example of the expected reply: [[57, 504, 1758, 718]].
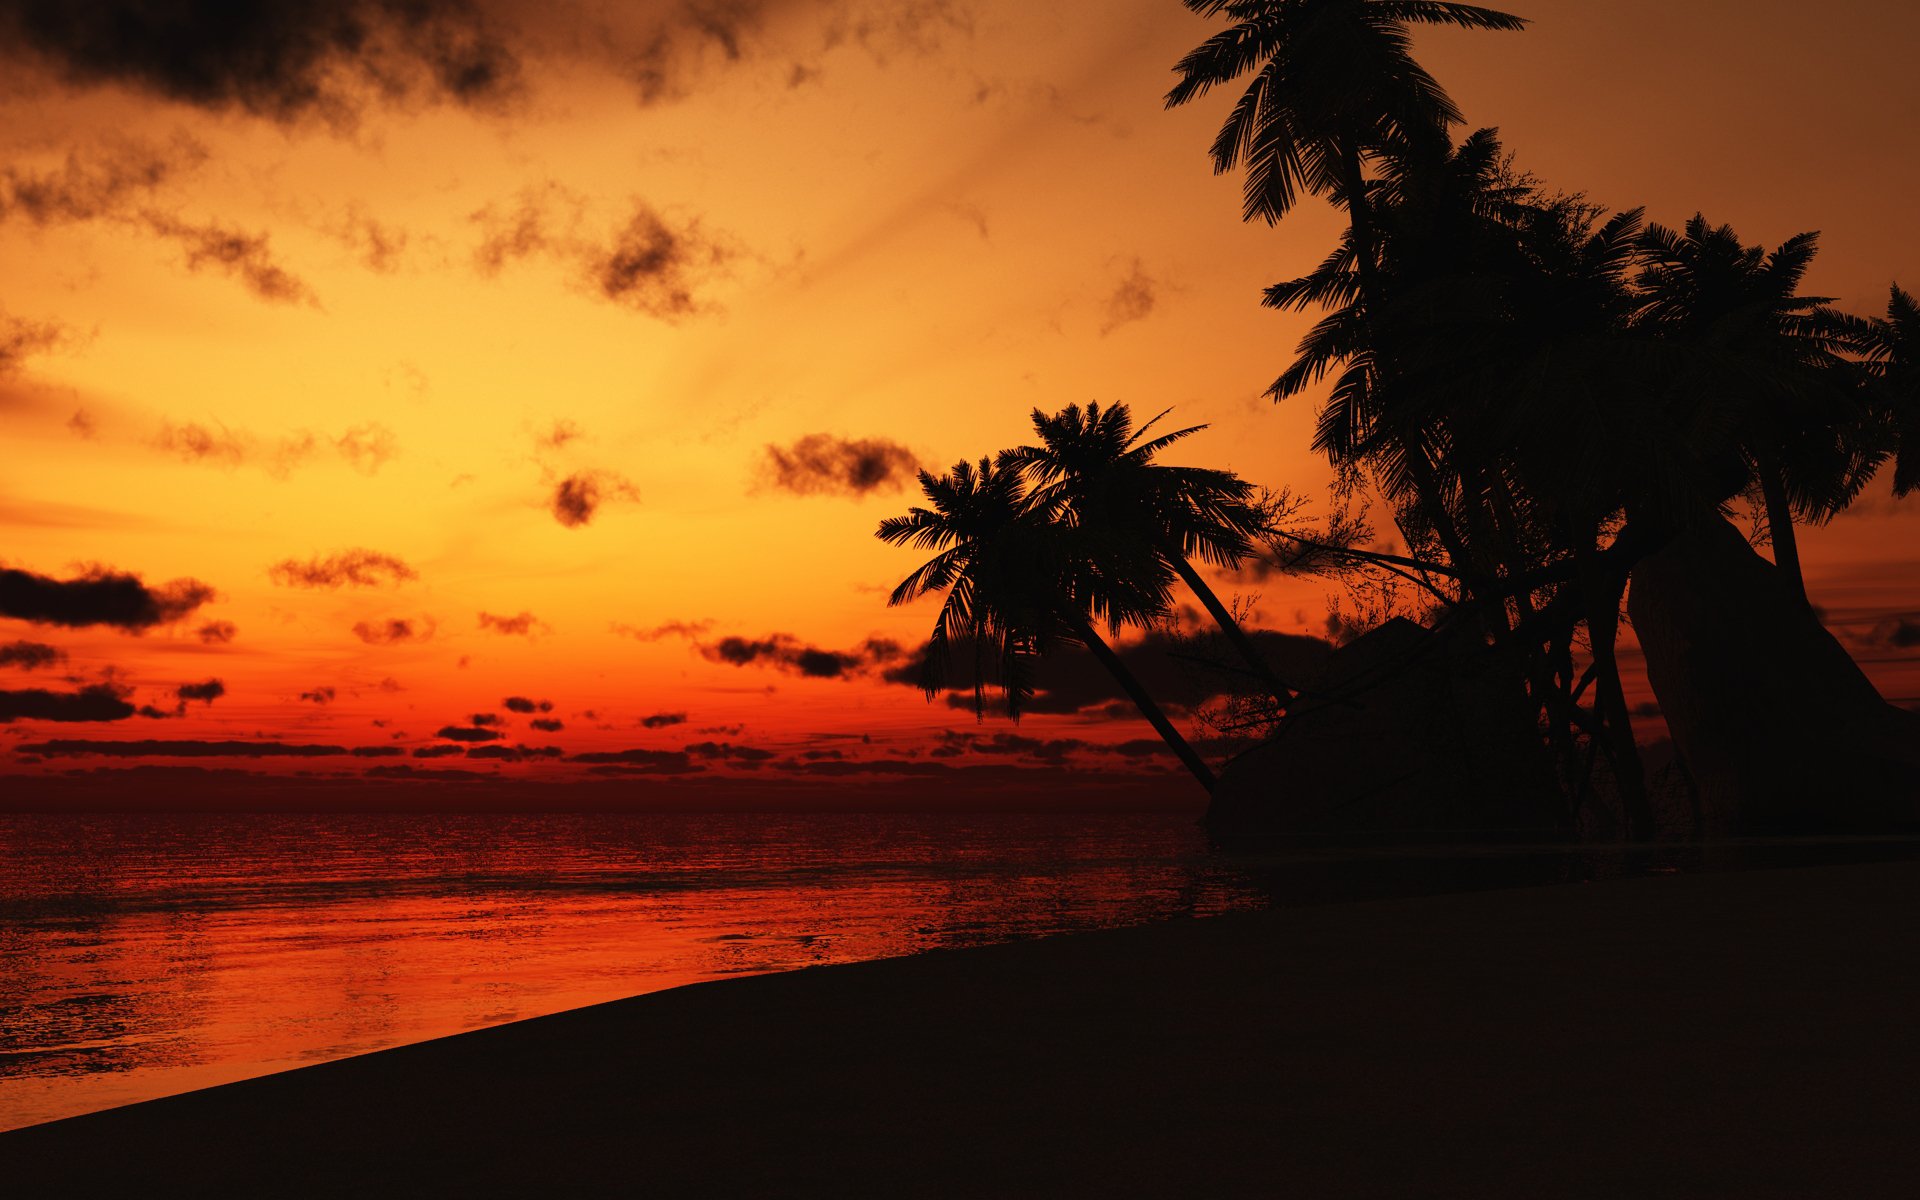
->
[[7, 858, 1920, 1197]]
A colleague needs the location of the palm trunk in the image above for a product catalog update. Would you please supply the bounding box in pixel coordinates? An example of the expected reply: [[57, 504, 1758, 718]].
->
[[1577, 544, 1652, 839], [1169, 555, 1295, 705], [1338, 139, 1478, 594], [1071, 614, 1216, 795], [1757, 459, 1810, 609]]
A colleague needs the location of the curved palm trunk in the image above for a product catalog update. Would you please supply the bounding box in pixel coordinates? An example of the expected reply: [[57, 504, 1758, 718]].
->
[[1757, 459, 1810, 609], [1168, 555, 1296, 705], [1070, 614, 1216, 795]]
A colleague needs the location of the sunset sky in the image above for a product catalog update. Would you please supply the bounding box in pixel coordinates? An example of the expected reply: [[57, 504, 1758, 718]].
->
[[4, 0, 1917, 804]]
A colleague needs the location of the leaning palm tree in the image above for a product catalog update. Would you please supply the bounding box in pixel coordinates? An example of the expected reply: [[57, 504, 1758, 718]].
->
[[877, 457, 1219, 793], [1001, 401, 1296, 705]]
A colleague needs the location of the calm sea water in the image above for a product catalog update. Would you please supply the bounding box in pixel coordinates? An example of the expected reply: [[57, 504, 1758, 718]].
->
[[0, 810, 1273, 1131], [10, 811, 1909, 1134]]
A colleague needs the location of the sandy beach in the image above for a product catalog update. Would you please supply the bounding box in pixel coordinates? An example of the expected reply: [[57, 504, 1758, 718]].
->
[[5, 857, 1919, 1197]]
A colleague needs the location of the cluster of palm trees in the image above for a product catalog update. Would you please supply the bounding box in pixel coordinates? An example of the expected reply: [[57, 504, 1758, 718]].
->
[[879, 2, 1916, 831], [877, 404, 1288, 794], [1162, 0, 1917, 834]]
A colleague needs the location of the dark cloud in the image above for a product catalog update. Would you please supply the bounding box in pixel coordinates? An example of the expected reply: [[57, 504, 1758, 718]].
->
[[1099, 258, 1158, 336], [767, 757, 958, 778], [176, 678, 224, 703], [587, 204, 728, 319], [349, 745, 407, 758], [435, 724, 503, 742], [152, 421, 251, 468], [352, 617, 434, 645], [699, 632, 906, 680], [154, 423, 397, 477], [268, 549, 418, 591], [0, 0, 521, 123], [366, 764, 490, 781], [0, 683, 134, 723], [140, 211, 316, 304], [639, 711, 687, 729], [618, 2, 766, 104], [0, 135, 207, 225], [0, 565, 214, 630], [568, 747, 700, 774], [334, 423, 399, 475], [936, 730, 1090, 763], [551, 470, 638, 528], [1868, 616, 1920, 649], [477, 610, 542, 636], [466, 743, 563, 761], [502, 696, 553, 713], [530, 717, 564, 732], [298, 686, 337, 704], [471, 712, 504, 726], [1, 310, 68, 375], [0, 640, 65, 670], [821, 0, 975, 61], [470, 189, 729, 319], [762, 434, 921, 497], [612, 619, 711, 642], [336, 210, 411, 273], [193, 620, 237, 645], [685, 740, 776, 764], [883, 629, 1334, 717], [412, 744, 465, 758], [17, 738, 350, 757], [470, 185, 559, 274], [536, 419, 583, 451]]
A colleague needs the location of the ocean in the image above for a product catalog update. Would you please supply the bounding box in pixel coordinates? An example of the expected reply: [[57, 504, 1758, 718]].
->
[[0, 809, 1270, 1131], [10, 809, 1907, 1133]]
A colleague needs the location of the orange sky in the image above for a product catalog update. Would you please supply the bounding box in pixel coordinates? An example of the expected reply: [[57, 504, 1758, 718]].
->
[[3, 0, 1916, 803]]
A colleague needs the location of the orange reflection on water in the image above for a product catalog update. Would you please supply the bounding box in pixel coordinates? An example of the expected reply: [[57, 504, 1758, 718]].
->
[[0, 811, 1261, 1130]]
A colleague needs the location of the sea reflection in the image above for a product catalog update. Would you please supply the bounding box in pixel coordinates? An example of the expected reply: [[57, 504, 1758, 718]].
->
[[7, 812, 1916, 1132], [0, 811, 1264, 1130]]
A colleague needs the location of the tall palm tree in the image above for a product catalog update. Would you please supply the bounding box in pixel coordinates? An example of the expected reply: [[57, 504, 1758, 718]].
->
[[1165, 0, 1526, 239], [1166, 1, 1527, 583], [877, 457, 1219, 793], [1634, 216, 1875, 608], [1001, 401, 1296, 705]]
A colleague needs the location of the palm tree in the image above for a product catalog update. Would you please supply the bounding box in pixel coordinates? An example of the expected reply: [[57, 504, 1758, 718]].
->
[[877, 457, 1219, 793], [1633, 216, 1875, 608], [1001, 401, 1297, 705], [1258, 131, 1675, 836], [1166, 1, 1528, 583], [1164, 0, 1526, 239], [1837, 285, 1920, 497]]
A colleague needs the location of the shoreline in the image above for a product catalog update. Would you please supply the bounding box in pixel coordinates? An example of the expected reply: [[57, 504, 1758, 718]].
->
[[3, 856, 1920, 1190], [7, 857, 1920, 1196]]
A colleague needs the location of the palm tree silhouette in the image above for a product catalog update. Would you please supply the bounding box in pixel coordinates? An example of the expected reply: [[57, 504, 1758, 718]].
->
[[1164, 0, 1526, 235], [1167, 1, 1528, 585], [1633, 216, 1873, 608], [878, 457, 1219, 793], [1001, 402, 1296, 705], [1838, 285, 1920, 497]]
